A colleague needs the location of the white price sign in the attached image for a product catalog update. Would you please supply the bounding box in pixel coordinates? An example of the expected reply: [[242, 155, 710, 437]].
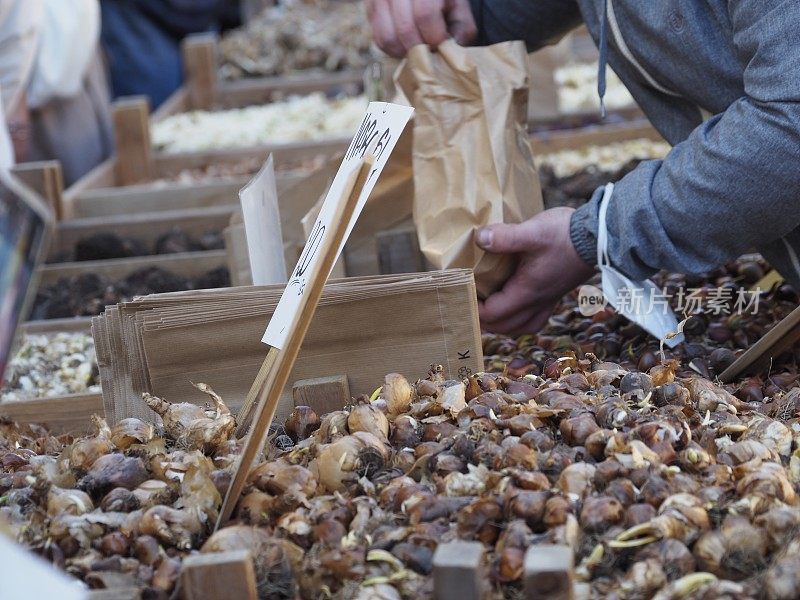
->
[[263, 102, 414, 348]]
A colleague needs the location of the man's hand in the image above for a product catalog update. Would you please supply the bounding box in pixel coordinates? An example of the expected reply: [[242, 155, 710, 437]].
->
[[477, 207, 596, 335], [366, 0, 477, 58]]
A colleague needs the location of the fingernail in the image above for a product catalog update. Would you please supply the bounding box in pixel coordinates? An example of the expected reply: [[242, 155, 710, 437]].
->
[[477, 228, 493, 248]]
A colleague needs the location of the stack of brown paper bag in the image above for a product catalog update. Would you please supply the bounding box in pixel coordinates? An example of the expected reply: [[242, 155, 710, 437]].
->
[[93, 270, 482, 425]]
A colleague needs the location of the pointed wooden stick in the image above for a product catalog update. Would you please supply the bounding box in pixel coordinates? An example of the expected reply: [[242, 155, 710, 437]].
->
[[217, 157, 373, 528]]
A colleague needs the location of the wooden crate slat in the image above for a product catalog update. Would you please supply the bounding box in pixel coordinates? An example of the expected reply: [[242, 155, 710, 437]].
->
[[0, 393, 104, 435], [48, 206, 235, 261], [36, 249, 228, 287], [111, 97, 154, 185], [530, 119, 663, 155]]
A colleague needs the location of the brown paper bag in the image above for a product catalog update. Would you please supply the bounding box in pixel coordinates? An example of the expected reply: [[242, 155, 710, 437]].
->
[[396, 40, 543, 297]]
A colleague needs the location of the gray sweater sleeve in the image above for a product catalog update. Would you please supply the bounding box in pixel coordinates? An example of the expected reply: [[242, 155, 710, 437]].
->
[[570, 0, 800, 279], [468, 0, 582, 51]]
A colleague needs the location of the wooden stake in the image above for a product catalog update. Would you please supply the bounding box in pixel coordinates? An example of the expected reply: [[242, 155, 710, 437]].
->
[[180, 550, 257, 600], [432, 541, 484, 600], [235, 346, 278, 437], [182, 33, 218, 111], [720, 303, 800, 382], [11, 161, 64, 221], [111, 97, 153, 185], [219, 157, 373, 527], [292, 375, 350, 415], [523, 545, 574, 600]]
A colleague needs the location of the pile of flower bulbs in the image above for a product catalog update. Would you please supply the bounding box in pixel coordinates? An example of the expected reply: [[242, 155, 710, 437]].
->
[[536, 139, 672, 210], [151, 94, 368, 154], [555, 63, 635, 114], [4, 346, 800, 599], [535, 138, 671, 180], [484, 256, 798, 403], [218, 0, 374, 80], [1, 332, 99, 402]]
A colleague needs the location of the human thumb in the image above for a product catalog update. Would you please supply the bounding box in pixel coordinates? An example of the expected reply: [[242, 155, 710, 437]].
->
[[476, 222, 535, 254]]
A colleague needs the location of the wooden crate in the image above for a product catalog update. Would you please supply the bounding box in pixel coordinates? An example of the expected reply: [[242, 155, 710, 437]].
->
[[62, 97, 349, 219], [3, 318, 101, 435], [3, 250, 228, 435], [0, 394, 104, 435], [46, 206, 234, 263], [530, 119, 663, 155], [152, 33, 366, 120], [36, 249, 228, 288]]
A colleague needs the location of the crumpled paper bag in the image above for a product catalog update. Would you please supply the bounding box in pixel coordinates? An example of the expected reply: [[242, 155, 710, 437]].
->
[[396, 39, 543, 297]]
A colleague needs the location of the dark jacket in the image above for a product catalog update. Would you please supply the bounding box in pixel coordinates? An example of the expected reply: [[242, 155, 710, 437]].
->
[[100, 0, 229, 108], [470, 0, 800, 289]]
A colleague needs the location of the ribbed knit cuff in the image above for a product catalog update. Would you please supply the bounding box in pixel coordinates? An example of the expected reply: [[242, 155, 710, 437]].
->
[[569, 200, 600, 268]]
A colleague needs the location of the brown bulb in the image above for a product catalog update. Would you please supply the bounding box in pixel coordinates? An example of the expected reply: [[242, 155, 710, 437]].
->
[[284, 406, 321, 441], [391, 542, 433, 575], [606, 478, 636, 507], [133, 535, 161, 566], [457, 498, 503, 544], [520, 429, 555, 452], [313, 520, 347, 547], [99, 531, 130, 557], [503, 444, 537, 470], [512, 470, 550, 491], [584, 429, 613, 461], [580, 496, 624, 533], [99, 487, 140, 512], [625, 503, 657, 528], [391, 415, 421, 448], [495, 547, 524, 582], [543, 496, 571, 527], [560, 414, 600, 447], [347, 402, 389, 440], [641, 475, 671, 508], [506, 490, 549, 526]]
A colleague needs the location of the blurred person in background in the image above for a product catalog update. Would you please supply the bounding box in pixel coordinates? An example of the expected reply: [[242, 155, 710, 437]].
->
[[100, 0, 241, 109], [0, 0, 112, 185]]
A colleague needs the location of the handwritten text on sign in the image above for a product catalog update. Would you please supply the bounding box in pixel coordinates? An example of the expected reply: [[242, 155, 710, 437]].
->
[[263, 102, 414, 348]]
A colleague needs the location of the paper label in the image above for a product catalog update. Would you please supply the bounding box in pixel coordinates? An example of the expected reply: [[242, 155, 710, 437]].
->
[[240, 155, 287, 286], [0, 535, 86, 600], [263, 102, 414, 347]]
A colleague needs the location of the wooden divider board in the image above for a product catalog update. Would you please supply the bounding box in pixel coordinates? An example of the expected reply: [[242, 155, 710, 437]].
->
[[720, 304, 800, 383], [292, 375, 350, 415], [180, 550, 257, 600], [529, 119, 663, 155], [181, 34, 217, 111], [12, 161, 64, 221], [46, 206, 234, 261], [432, 541, 484, 600], [111, 97, 153, 185], [0, 393, 103, 434], [524, 545, 575, 600], [36, 249, 227, 287]]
